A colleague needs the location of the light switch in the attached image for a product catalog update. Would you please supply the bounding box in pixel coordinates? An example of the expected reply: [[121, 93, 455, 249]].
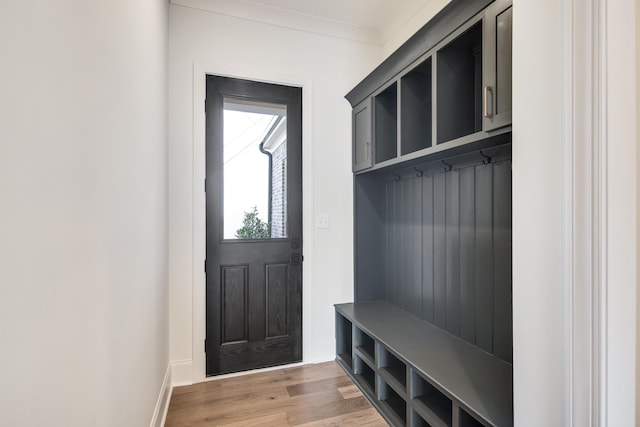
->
[[315, 214, 330, 229]]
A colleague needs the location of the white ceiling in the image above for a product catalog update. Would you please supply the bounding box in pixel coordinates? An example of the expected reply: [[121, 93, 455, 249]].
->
[[170, 0, 449, 45]]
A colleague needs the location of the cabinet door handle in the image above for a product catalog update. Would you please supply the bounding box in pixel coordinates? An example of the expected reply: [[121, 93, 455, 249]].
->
[[365, 142, 370, 161], [483, 86, 493, 118]]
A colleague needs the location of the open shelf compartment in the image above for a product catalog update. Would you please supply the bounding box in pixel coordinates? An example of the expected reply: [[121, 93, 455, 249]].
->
[[354, 355, 376, 395], [459, 408, 486, 427], [436, 20, 483, 144], [374, 82, 398, 163], [410, 369, 453, 427], [410, 410, 433, 427], [379, 379, 408, 425], [354, 327, 376, 365], [335, 312, 353, 369], [378, 345, 407, 394], [401, 57, 433, 155]]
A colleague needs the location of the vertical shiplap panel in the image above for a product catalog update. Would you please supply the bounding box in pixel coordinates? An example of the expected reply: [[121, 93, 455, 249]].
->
[[422, 175, 435, 323], [408, 176, 423, 317], [396, 179, 408, 310], [475, 163, 494, 354], [433, 172, 447, 329], [445, 170, 460, 335], [385, 182, 397, 304], [459, 167, 476, 344], [492, 160, 513, 363]]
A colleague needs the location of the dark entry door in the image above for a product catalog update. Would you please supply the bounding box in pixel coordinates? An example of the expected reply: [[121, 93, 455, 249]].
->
[[205, 75, 302, 376]]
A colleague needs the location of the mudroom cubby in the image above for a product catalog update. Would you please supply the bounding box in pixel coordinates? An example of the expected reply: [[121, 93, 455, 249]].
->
[[335, 312, 353, 369], [374, 82, 398, 164], [339, 0, 513, 425], [436, 19, 483, 144], [400, 57, 432, 155]]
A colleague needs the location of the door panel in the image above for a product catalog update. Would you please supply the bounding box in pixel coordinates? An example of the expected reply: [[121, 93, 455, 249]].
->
[[205, 75, 302, 376]]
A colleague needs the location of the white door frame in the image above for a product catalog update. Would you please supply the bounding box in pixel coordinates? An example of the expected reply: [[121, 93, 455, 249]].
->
[[190, 62, 314, 383], [567, 0, 637, 425]]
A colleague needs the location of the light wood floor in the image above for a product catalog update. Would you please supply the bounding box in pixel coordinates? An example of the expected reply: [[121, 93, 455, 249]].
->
[[165, 361, 388, 426]]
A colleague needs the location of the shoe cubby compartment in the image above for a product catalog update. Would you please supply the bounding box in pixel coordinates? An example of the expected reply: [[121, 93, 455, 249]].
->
[[379, 379, 407, 425], [378, 345, 407, 394], [354, 327, 376, 366], [410, 411, 432, 427], [459, 409, 485, 427], [374, 82, 398, 164], [354, 354, 376, 395], [436, 19, 483, 144], [411, 371, 452, 427], [400, 57, 432, 155], [335, 312, 353, 369]]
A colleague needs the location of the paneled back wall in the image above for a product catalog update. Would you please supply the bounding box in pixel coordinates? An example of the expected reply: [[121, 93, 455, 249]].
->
[[356, 152, 512, 363]]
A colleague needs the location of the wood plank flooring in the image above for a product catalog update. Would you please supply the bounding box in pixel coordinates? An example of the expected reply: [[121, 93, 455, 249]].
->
[[165, 361, 387, 426]]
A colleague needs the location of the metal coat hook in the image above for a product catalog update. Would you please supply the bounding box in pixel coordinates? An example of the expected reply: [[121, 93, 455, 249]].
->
[[442, 160, 453, 172], [413, 167, 424, 177], [393, 173, 401, 181], [480, 151, 492, 165]]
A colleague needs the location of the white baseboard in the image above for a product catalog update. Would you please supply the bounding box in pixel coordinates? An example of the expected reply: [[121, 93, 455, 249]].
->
[[171, 359, 194, 387], [150, 364, 172, 427]]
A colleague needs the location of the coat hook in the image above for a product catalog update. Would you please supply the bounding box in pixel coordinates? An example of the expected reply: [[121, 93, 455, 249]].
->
[[393, 173, 401, 181], [413, 167, 424, 177], [480, 151, 492, 165], [442, 160, 453, 172]]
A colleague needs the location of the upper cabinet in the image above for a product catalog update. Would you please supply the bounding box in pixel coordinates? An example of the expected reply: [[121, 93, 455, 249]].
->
[[352, 99, 373, 172], [347, 0, 512, 173], [483, 0, 513, 131]]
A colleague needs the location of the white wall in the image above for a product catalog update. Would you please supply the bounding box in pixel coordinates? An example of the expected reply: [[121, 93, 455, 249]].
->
[[512, 0, 568, 424], [0, 1, 169, 426], [381, 0, 451, 57], [168, 4, 381, 375]]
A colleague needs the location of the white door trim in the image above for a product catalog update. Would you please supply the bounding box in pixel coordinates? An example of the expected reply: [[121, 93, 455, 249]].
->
[[568, 0, 605, 424], [568, 0, 637, 425], [191, 61, 314, 383]]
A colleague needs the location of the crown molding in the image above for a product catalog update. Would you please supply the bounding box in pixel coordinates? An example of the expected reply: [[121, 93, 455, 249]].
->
[[171, 0, 382, 45]]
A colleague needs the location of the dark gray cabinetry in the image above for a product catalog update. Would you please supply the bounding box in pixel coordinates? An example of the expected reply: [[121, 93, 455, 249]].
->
[[483, 0, 513, 131], [349, 0, 513, 173], [353, 99, 373, 172], [340, 1, 513, 426], [335, 303, 513, 427]]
